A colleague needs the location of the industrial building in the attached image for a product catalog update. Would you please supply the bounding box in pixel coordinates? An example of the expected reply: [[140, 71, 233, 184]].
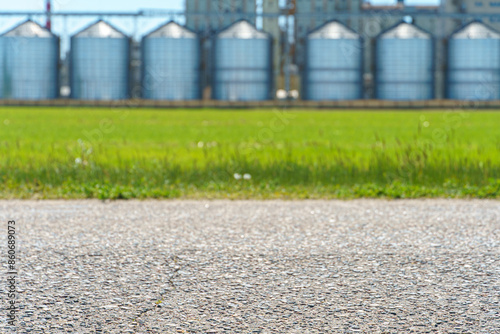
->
[[303, 21, 363, 100], [0, 20, 59, 100], [294, 0, 362, 66], [142, 21, 201, 100], [183, 0, 500, 100], [1, 0, 500, 103], [375, 22, 434, 100], [185, 0, 256, 33], [447, 21, 500, 100], [70, 20, 130, 100], [212, 20, 273, 101]]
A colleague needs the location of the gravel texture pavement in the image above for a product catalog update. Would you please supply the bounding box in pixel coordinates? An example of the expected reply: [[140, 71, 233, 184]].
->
[[0, 200, 499, 333]]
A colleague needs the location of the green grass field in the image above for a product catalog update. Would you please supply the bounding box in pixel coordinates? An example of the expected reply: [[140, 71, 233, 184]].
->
[[1, 107, 499, 199]]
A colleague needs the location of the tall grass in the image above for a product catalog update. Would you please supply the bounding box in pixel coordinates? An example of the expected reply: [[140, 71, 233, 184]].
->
[[0, 107, 499, 199]]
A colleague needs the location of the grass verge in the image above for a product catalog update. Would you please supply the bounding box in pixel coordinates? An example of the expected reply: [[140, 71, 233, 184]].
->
[[1, 107, 499, 199]]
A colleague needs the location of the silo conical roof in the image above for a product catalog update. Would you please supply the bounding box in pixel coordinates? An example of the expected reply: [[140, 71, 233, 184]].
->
[[451, 21, 500, 39], [380, 22, 430, 39], [74, 20, 126, 38], [217, 20, 268, 39], [146, 21, 197, 39], [308, 21, 359, 40], [2, 20, 54, 38]]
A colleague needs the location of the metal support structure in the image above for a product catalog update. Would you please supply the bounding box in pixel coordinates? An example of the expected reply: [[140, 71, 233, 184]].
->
[[45, 0, 52, 31], [1, 10, 500, 19], [284, 2, 291, 97]]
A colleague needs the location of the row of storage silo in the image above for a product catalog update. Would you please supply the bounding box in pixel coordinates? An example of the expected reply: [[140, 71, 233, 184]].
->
[[0, 19, 272, 101], [142, 20, 272, 101], [1, 19, 500, 101], [305, 20, 500, 101], [304, 21, 435, 101]]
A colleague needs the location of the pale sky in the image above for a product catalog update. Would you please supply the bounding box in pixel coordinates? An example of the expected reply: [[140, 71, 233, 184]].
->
[[1, 0, 441, 46], [1, 1, 183, 41], [2, 0, 440, 12], [1, 0, 183, 12]]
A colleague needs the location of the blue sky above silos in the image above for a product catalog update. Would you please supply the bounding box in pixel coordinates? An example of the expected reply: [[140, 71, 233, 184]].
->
[[3, 0, 441, 12], [1, 0, 441, 44]]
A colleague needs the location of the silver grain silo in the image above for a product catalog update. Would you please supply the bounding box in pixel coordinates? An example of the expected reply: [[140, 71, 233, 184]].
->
[[447, 21, 500, 100], [376, 22, 434, 100], [70, 20, 130, 100], [213, 20, 272, 101], [0, 20, 59, 100], [304, 21, 362, 100], [142, 21, 200, 100]]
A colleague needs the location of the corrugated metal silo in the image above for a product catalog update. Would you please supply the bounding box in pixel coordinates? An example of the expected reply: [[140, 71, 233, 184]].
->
[[70, 20, 130, 100], [213, 20, 272, 101], [304, 21, 362, 100], [0, 20, 59, 100], [142, 21, 200, 100], [447, 21, 500, 100], [375, 22, 434, 100]]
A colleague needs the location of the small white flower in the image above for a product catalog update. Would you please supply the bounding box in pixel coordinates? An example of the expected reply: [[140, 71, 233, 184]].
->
[[423, 121, 430, 127], [197, 141, 204, 148], [233, 173, 242, 180], [75, 158, 82, 164], [243, 173, 252, 180]]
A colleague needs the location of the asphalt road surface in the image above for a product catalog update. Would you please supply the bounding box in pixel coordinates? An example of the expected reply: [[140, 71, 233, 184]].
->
[[1, 200, 498, 333]]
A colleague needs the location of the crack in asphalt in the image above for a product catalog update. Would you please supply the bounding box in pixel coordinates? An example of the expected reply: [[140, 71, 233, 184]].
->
[[131, 254, 187, 328]]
